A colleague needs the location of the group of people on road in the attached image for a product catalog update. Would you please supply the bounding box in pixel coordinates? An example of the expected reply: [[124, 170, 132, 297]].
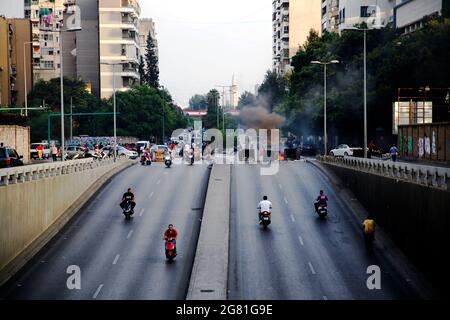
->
[[256, 191, 376, 251]]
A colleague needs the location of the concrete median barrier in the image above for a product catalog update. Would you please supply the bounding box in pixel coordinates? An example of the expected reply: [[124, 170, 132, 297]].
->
[[187, 164, 231, 300], [0, 158, 136, 286]]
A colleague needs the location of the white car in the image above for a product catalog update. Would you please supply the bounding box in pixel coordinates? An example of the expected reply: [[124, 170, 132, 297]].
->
[[329, 144, 362, 157], [116, 146, 138, 159], [30, 143, 50, 159]]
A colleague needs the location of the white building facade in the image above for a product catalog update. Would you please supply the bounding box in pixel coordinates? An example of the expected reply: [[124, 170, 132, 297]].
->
[[24, 0, 66, 83], [321, 0, 340, 33], [139, 18, 158, 64], [99, 0, 141, 99], [394, 0, 444, 34], [338, 0, 396, 30]]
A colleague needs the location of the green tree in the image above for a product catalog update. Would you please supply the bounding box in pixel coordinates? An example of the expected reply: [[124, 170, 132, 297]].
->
[[258, 70, 286, 112], [143, 32, 159, 89], [238, 91, 256, 109], [204, 89, 220, 129], [189, 94, 208, 110], [138, 56, 145, 85]]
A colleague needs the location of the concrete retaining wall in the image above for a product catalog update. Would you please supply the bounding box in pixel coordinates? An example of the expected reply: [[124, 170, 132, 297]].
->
[[321, 162, 450, 292], [187, 164, 231, 300], [0, 125, 30, 163], [0, 158, 134, 286]]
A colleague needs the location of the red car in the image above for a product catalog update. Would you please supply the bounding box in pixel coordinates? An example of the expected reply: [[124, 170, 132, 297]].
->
[[0, 146, 24, 168]]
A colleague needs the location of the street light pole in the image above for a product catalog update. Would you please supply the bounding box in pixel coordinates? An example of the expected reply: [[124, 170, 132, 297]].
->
[[363, 29, 368, 159], [311, 60, 339, 156], [112, 64, 117, 162], [23, 41, 33, 117], [70, 96, 73, 141], [60, 32, 65, 160]]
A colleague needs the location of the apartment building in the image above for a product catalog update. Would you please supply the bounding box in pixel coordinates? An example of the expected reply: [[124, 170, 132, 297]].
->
[[99, 0, 141, 99], [0, 17, 32, 107], [24, 0, 65, 83], [272, 0, 322, 75], [139, 18, 158, 64], [394, 0, 445, 34], [321, 0, 340, 33], [337, 0, 396, 30]]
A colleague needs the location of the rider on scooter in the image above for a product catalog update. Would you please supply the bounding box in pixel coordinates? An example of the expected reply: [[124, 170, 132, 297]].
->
[[120, 188, 136, 212], [257, 196, 272, 224], [314, 190, 328, 212], [163, 224, 178, 254]]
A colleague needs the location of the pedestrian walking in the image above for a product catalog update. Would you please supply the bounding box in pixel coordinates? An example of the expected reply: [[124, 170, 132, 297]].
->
[[368, 140, 376, 159], [37, 144, 44, 160], [389, 144, 398, 162], [51, 144, 58, 161]]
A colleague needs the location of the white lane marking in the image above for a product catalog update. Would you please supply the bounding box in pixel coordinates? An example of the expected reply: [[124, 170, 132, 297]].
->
[[126, 230, 134, 239], [148, 192, 154, 199], [290, 214, 295, 222], [139, 208, 145, 216], [112, 254, 120, 265], [93, 284, 104, 299], [323, 295, 328, 300], [284, 197, 288, 204], [157, 180, 161, 185], [308, 262, 316, 275], [298, 235, 304, 246]]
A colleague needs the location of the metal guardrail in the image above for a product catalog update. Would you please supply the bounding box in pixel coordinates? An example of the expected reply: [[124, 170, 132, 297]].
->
[[0, 158, 122, 186], [317, 155, 450, 190]]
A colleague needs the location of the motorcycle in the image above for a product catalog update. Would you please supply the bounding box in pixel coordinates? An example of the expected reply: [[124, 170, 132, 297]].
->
[[189, 153, 194, 165], [260, 211, 271, 230], [122, 201, 134, 220], [141, 153, 152, 166], [165, 238, 177, 262], [164, 154, 172, 168], [315, 203, 328, 219]]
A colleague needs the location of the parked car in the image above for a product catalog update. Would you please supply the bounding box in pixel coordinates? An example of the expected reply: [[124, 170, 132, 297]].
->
[[64, 145, 86, 159], [330, 144, 362, 157], [30, 142, 50, 159], [0, 146, 24, 168], [115, 146, 138, 159], [136, 141, 151, 153]]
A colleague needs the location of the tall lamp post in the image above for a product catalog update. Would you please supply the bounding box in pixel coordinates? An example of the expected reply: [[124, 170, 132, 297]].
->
[[311, 60, 340, 156], [341, 26, 380, 158], [54, 26, 81, 160], [23, 41, 33, 116], [100, 62, 122, 162]]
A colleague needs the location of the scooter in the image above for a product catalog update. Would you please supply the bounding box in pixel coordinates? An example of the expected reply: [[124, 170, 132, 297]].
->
[[260, 211, 271, 230], [141, 153, 151, 166], [165, 238, 177, 262], [315, 203, 328, 219], [164, 154, 172, 168], [123, 201, 134, 220]]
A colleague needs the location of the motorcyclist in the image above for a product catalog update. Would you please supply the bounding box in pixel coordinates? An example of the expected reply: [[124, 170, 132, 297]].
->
[[163, 224, 178, 254], [120, 188, 136, 212], [314, 190, 328, 212], [257, 196, 272, 224]]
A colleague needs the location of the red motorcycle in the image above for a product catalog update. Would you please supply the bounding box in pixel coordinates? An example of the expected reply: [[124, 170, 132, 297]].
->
[[165, 238, 177, 262], [141, 152, 151, 166]]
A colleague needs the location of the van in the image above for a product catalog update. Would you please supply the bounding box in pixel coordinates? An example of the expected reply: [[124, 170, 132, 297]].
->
[[136, 141, 151, 152]]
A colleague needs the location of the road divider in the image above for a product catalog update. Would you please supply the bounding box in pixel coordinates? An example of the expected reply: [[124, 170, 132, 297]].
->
[[187, 164, 231, 300]]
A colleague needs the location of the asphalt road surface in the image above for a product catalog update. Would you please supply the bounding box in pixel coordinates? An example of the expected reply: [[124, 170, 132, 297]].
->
[[228, 161, 423, 300], [1, 161, 210, 300]]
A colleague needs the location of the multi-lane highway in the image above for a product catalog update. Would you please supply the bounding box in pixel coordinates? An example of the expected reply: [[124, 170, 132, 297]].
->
[[228, 161, 422, 300], [0, 162, 210, 300], [1, 159, 431, 300]]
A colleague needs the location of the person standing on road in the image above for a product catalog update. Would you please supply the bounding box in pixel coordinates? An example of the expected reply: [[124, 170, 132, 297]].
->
[[51, 144, 58, 162], [389, 144, 398, 162], [37, 144, 44, 160], [362, 214, 376, 250]]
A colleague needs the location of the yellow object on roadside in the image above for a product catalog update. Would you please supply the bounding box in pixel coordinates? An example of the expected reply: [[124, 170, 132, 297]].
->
[[363, 219, 376, 234]]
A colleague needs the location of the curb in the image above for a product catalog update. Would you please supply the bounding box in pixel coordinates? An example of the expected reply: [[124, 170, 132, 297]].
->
[[0, 159, 136, 287], [186, 164, 231, 300]]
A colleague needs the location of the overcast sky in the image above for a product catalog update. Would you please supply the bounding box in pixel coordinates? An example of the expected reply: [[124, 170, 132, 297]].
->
[[141, 0, 272, 107], [0, 0, 273, 108]]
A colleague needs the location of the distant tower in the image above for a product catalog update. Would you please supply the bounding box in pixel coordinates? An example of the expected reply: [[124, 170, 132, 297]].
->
[[230, 74, 239, 110]]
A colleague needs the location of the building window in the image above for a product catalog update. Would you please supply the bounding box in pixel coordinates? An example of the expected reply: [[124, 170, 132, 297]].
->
[[361, 6, 376, 18], [283, 26, 289, 34], [42, 61, 54, 69]]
